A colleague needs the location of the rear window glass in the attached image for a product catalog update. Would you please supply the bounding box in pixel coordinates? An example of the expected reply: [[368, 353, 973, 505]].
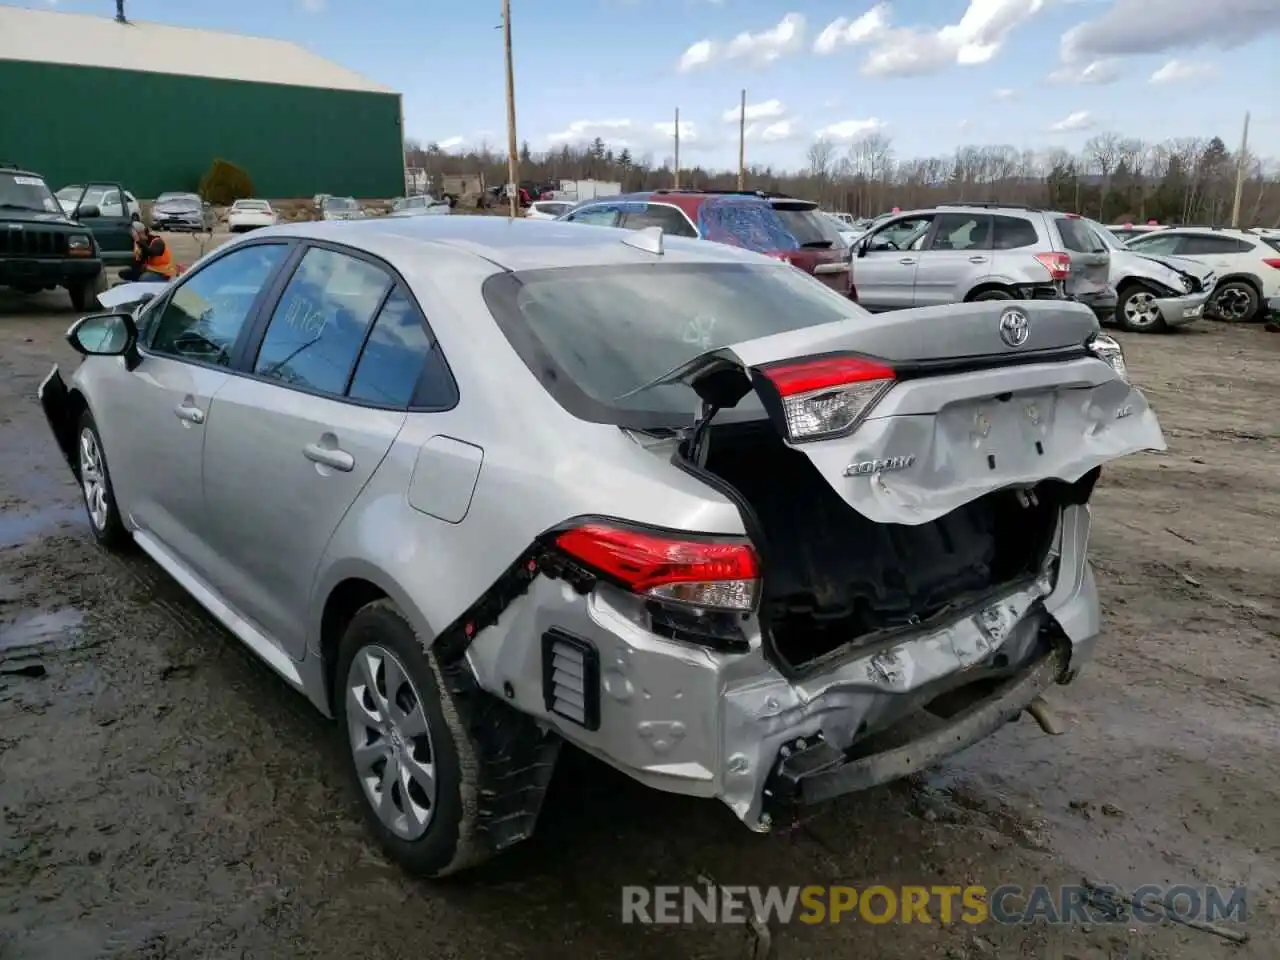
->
[[1056, 217, 1105, 253], [772, 206, 842, 247], [1263, 237, 1280, 254], [696, 198, 800, 253], [482, 262, 868, 426]]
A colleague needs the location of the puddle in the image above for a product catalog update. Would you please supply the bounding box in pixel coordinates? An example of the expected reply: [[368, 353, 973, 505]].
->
[[0, 505, 85, 548], [0, 608, 86, 654]]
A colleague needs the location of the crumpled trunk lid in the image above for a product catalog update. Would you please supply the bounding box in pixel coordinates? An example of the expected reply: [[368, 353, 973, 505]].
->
[[655, 300, 1166, 526]]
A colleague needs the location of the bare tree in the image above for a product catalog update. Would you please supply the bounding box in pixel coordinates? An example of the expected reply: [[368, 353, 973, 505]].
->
[[805, 138, 838, 204], [1084, 132, 1123, 217]]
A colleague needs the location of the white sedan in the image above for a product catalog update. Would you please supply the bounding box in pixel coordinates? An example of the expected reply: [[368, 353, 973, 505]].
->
[[526, 200, 572, 220], [227, 199, 279, 233]]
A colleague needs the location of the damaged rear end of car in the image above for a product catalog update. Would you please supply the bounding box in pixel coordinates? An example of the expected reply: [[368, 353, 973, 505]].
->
[[466, 256, 1164, 833]]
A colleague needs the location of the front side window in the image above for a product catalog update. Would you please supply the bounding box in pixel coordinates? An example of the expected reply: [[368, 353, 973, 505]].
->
[[620, 204, 698, 238], [252, 247, 391, 396], [483, 262, 870, 426], [1126, 233, 1185, 255], [868, 216, 933, 251], [566, 206, 621, 226], [149, 243, 289, 364]]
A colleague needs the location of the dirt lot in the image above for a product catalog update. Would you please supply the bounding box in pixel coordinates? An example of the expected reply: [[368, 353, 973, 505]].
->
[[1, 241, 1277, 959]]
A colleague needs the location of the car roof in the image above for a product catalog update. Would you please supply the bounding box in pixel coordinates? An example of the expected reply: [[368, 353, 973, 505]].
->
[[246, 214, 774, 272]]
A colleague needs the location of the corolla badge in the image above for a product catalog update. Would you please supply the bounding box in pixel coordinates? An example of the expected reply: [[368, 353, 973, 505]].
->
[[843, 455, 915, 477], [998, 307, 1030, 347]]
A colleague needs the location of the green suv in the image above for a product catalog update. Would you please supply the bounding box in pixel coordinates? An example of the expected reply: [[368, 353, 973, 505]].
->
[[0, 163, 107, 310]]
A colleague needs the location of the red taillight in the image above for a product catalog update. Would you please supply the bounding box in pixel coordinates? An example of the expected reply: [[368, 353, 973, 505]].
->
[[1034, 251, 1071, 281], [759, 355, 896, 441], [1262, 258, 1280, 269], [555, 523, 761, 611], [768, 252, 796, 265]]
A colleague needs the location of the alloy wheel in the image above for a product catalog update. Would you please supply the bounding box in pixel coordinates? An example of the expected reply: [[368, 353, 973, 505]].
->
[[1123, 291, 1160, 329], [346, 644, 438, 840], [1214, 287, 1254, 322], [78, 428, 109, 531]]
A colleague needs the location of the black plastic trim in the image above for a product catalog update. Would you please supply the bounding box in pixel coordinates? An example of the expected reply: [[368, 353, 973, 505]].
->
[[541, 629, 601, 731]]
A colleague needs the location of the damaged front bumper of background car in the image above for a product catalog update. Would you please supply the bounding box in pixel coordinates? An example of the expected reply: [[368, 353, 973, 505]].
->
[[464, 499, 1102, 833], [1152, 289, 1210, 329]]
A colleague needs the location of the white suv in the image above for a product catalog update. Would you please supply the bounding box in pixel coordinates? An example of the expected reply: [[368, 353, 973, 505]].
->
[[1125, 228, 1280, 322]]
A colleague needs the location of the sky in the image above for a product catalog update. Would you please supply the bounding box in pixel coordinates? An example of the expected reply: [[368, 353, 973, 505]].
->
[[11, 0, 1280, 171]]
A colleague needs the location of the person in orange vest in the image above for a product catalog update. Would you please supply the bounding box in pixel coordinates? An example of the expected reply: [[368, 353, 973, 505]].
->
[[119, 220, 177, 282]]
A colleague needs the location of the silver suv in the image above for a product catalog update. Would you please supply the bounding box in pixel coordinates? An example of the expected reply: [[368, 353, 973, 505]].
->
[[850, 202, 1116, 318]]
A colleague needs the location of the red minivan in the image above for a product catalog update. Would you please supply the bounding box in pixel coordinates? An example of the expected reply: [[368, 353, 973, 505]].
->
[[556, 189, 854, 297]]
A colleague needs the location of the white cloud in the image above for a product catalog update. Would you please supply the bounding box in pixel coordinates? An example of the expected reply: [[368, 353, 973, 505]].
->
[[436, 137, 466, 151], [723, 99, 787, 123], [1046, 58, 1121, 84], [816, 118, 885, 141], [1061, 0, 1280, 62], [676, 13, 806, 71], [545, 118, 705, 153], [299, 0, 325, 11], [1149, 59, 1218, 84], [813, 4, 890, 55], [748, 120, 801, 143], [854, 0, 1046, 78], [1048, 110, 1094, 132]]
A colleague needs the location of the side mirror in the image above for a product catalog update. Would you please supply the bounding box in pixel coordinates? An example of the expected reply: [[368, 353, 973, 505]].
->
[[75, 204, 101, 219], [66, 312, 138, 366]]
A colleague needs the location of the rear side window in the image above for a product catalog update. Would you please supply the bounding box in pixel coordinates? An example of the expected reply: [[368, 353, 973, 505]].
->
[[1178, 235, 1254, 255], [620, 204, 698, 237], [347, 289, 456, 409], [566, 205, 620, 226], [1263, 237, 1280, 254], [1055, 217, 1106, 253], [992, 215, 1039, 250], [926, 213, 991, 251], [252, 247, 392, 396], [772, 205, 843, 247], [695, 197, 799, 253]]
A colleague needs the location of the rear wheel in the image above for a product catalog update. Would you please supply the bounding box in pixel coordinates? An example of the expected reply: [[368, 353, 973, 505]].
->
[[1115, 282, 1168, 333], [1210, 281, 1260, 323], [335, 600, 488, 878], [970, 287, 1014, 302], [76, 410, 130, 550]]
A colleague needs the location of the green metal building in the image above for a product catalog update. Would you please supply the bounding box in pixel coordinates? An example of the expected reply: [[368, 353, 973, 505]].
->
[[0, 5, 405, 199]]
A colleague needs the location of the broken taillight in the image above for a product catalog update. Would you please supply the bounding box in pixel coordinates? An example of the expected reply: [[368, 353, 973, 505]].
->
[[758, 355, 896, 442], [555, 523, 761, 612], [1034, 252, 1071, 281]]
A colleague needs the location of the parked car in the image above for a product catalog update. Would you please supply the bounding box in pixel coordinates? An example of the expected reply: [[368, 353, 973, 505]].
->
[[226, 199, 279, 233], [1106, 223, 1168, 243], [150, 192, 215, 232], [321, 196, 364, 221], [56, 184, 141, 221], [558, 189, 853, 296], [1078, 219, 1214, 333], [849, 202, 1116, 318], [38, 215, 1163, 878], [388, 195, 452, 218], [0, 163, 107, 309], [820, 211, 862, 248], [1123, 227, 1280, 322], [525, 199, 573, 221]]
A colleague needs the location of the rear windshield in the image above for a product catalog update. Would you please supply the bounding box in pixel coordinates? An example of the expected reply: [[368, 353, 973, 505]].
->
[[772, 205, 841, 247], [482, 262, 868, 427], [696, 198, 802, 253]]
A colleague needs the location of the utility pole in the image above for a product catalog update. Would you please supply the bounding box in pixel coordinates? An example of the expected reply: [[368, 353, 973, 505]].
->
[[502, 0, 519, 218], [1230, 111, 1250, 228], [673, 107, 680, 190], [737, 89, 746, 190]]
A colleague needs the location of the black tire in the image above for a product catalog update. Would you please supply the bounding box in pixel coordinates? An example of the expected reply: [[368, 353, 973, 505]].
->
[[1114, 281, 1168, 333], [334, 600, 489, 878], [970, 288, 1014, 302], [75, 409, 131, 550], [1210, 280, 1260, 323], [68, 270, 107, 312]]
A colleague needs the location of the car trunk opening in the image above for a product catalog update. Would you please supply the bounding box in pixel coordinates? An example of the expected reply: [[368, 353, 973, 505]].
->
[[688, 419, 1082, 672]]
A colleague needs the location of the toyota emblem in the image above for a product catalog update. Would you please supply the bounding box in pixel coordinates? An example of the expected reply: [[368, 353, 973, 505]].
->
[[998, 308, 1030, 347]]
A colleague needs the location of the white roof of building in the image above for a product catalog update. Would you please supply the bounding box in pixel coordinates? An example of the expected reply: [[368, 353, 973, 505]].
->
[[0, 6, 395, 94]]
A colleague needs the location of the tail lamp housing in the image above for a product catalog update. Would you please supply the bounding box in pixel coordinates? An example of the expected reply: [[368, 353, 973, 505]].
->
[[554, 523, 761, 613], [1034, 252, 1072, 281], [753, 354, 897, 443]]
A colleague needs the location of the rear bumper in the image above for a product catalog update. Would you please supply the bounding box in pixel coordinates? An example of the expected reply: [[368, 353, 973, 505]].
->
[[465, 504, 1101, 832], [1075, 288, 1119, 320], [1, 257, 103, 287], [1154, 290, 1209, 328]]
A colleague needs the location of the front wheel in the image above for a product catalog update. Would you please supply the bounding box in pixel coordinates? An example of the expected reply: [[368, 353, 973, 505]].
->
[[1210, 281, 1260, 323], [76, 410, 130, 550], [335, 600, 490, 878], [1115, 282, 1168, 333]]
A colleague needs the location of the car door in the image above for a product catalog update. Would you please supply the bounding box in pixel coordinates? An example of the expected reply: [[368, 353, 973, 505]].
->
[[76, 184, 135, 260], [107, 241, 293, 578], [912, 212, 992, 306], [852, 214, 932, 311], [198, 244, 412, 658]]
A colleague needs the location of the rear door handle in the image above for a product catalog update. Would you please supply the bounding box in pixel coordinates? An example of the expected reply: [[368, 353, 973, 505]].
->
[[898, 257, 917, 265], [303, 442, 354, 472], [174, 404, 204, 424], [968, 256, 989, 263]]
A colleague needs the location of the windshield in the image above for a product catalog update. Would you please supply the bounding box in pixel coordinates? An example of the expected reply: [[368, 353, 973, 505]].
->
[[234, 200, 268, 210], [158, 194, 200, 209], [325, 197, 356, 210], [482, 261, 870, 427], [0, 172, 60, 213]]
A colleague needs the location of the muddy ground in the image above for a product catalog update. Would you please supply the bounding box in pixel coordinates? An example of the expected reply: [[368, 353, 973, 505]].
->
[[1, 239, 1277, 959]]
